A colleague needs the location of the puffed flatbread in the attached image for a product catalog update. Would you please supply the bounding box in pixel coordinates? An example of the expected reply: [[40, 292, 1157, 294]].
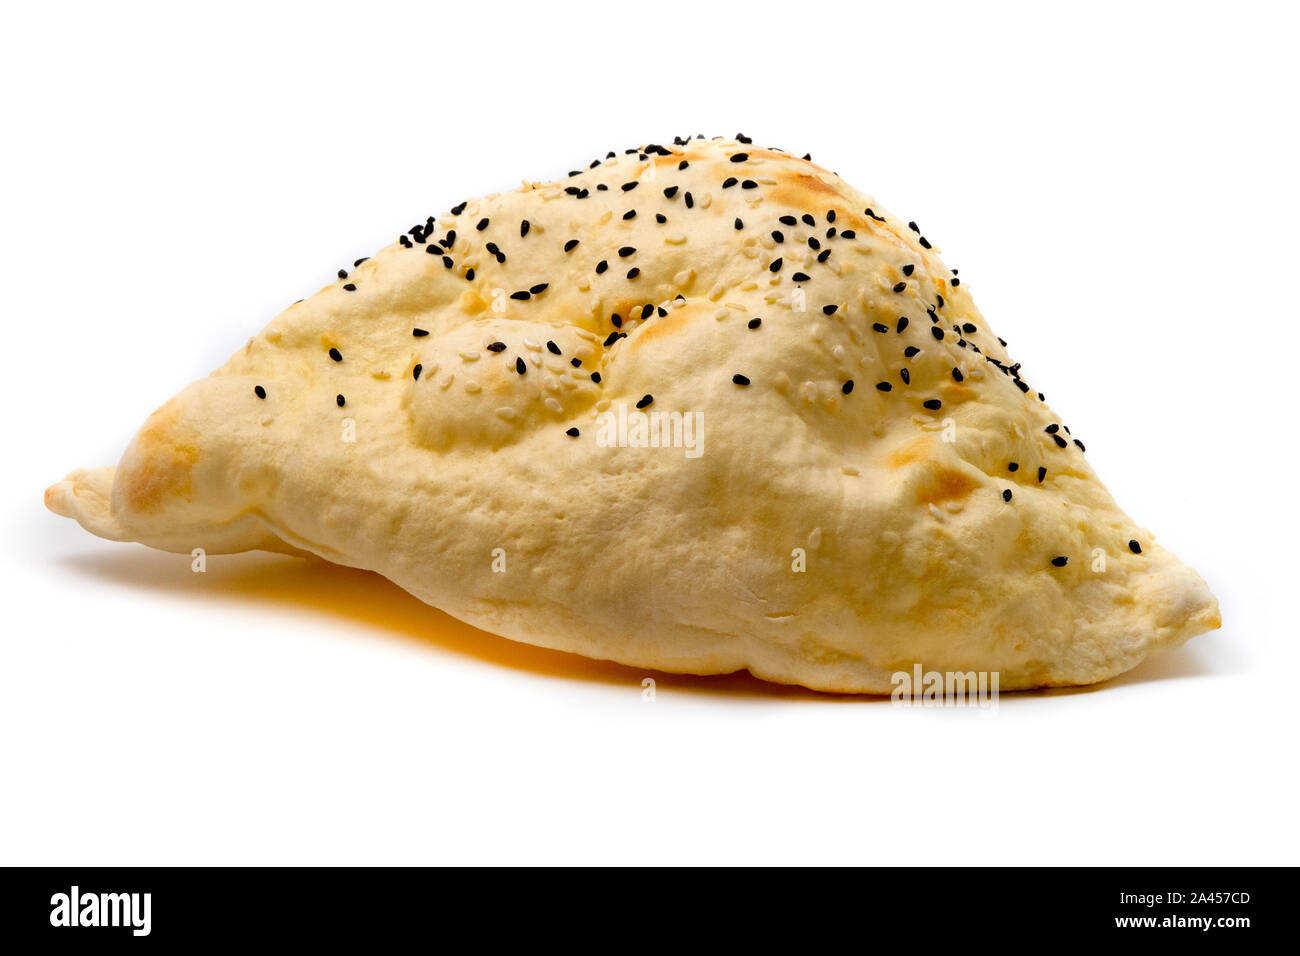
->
[[46, 135, 1220, 692]]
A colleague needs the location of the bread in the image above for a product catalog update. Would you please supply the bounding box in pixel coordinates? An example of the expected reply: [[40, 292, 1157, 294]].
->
[[45, 134, 1220, 693]]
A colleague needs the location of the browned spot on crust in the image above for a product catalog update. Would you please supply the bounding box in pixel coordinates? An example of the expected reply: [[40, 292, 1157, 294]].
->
[[119, 400, 199, 514], [766, 171, 844, 210], [629, 302, 700, 345], [916, 468, 979, 506], [886, 434, 930, 469]]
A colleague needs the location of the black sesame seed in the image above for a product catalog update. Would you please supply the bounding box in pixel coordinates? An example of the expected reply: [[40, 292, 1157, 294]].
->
[[342, 283, 357, 291], [1052, 434, 1068, 448], [336, 394, 346, 407], [487, 341, 506, 352], [337, 269, 348, 279], [893, 281, 907, 293], [546, 340, 561, 355], [730, 153, 748, 163], [919, 237, 932, 249], [1009, 462, 1020, 472], [678, 160, 688, 170], [1045, 424, 1059, 434], [596, 260, 608, 274], [566, 427, 580, 437], [904, 346, 920, 358], [722, 177, 738, 189], [520, 220, 531, 237], [742, 180, 757, 189], [733, 373, 750, 386], [899, 368, 910, 385], [611, 313, 623, 328], [664, 186, 679, 198], [842, 229, 856, 239], [413, 363, 423, 380], [627, 267, 640, 279], [623, 210, 636, 220], [1051, 556, 1068, 567], [530, 283, 548, 295], [823, 304, 838, 315], [450, 201, 467, 215], [875, 381, 890, 392], [618, 246, 636, 257], [636, 394, 653, 409], [748, 317, 762, 329], [571, 357, 582, 367], [516, 357, 527, 374], [792, 272, 811, 282], [734, 218, 744, 230], [896, 316, 909, 333], [621, 181, 638, 192], [328, 347, 342, 362], [873, 322, 888, 333], [603, 331, 620, 347], [769, 258, 783, 272], [254, 385, 266, 399], [465, 268, 475, 281], [564, 239, 579, 252], [931, 327, 944, 341], [476, 218, 489, 231], [962, 322, 977, 333], [511, 290, 531, 301], [842, 380, 855, 394], [1128, 539, 1142, 554], [952, 368, 964, 382], [923, 399, 942, 410], [1002, 489, 1012, 502], [779, 215, 797, 226], [801, 214, 815, 227], [771, 230, 785, 243], [1038, 467, 1047, 483], [817, 250, 831, 263], [684, 192, 694, 208], [591, 372, 602, 384], [902, 264, 914, 276]]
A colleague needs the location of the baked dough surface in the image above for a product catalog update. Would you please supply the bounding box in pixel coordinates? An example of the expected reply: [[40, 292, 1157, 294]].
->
[[46, 136, 1220, 692]]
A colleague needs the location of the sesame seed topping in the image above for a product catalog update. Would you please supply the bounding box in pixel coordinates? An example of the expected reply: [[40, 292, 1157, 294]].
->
[[733, 373, 751, 386], [1128, 540, 1142, 554], [566, 427, 580, 437], [515, 357, 527, 374], [875, 381, 891, 392], [413, 363, 423, 380], [1009, 462, 1019, 472], [904, 346, 920, 358], [564, 239, 579, 252], [792, 272, 810, 282], [336, 394, 346, 407], [546, 341, 561, 355], [748, 317, 762, 329], [413, 328, 429, 337], [342, 283, 357, 292], [530, 283, 548, 295], [722, 177, 738, 189], [769, 258, 783, 272], [823, 304, 838, 315], [896, 316, 909, 333], [902, 264, 914, 276], [328, 348, 343, 362], [618, 246, 636, 257], [476, 218, 489, 231], [487, 341, 506, 352], [729, 153, 748, 163], [591, 372, 602, 383], [254, 385, 266, 399], [1051, 556, 1068, 567], [1038, 467, 1047, 483], [1002, 489, 1012, 502], [893, 281, 907, 293], [899, 368, 910, 384], [596, 260, 608, 274], [636, 394, 653, 409], [922, 399, 942, 410]]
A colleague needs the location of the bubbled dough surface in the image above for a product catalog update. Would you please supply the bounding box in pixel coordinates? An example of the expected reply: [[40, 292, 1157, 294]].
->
[[45, 138, 1220, 692]]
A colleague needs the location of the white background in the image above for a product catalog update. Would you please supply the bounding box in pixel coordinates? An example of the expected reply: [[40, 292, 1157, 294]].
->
[[2, 1, 1296, 865]]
